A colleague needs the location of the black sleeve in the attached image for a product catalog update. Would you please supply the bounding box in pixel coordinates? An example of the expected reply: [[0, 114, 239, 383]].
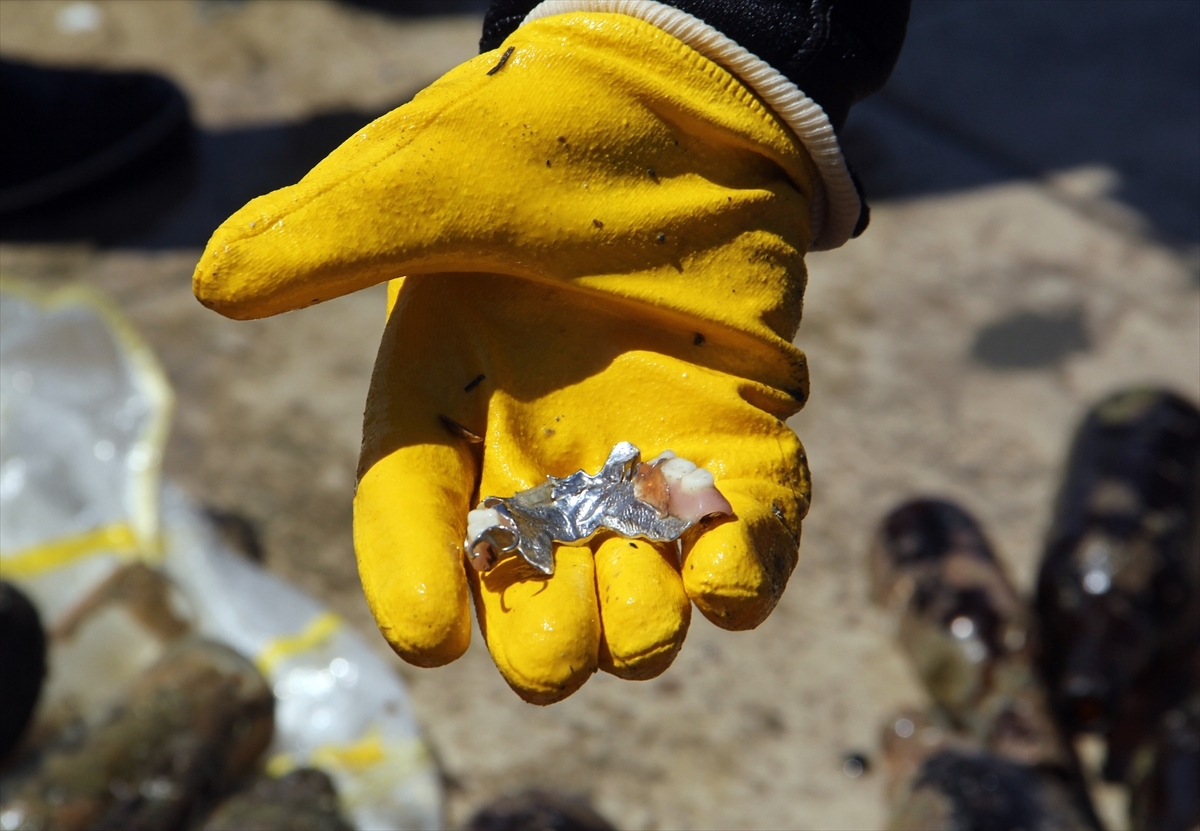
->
[[480, 0, 911, 134]]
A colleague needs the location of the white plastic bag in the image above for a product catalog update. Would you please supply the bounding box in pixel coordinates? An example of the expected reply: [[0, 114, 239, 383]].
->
[[0, 278, 442, 830]]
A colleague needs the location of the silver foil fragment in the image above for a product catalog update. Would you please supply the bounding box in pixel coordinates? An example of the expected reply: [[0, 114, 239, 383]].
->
[[467, 442, 710, 576]]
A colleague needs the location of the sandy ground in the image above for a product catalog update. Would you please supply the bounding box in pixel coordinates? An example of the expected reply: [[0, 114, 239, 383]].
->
[[2, 2, 1197, 829]]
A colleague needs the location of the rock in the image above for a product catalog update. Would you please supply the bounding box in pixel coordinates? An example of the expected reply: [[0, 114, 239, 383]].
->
[[199, 768, 354, 831], [0, 637, 274, 831]]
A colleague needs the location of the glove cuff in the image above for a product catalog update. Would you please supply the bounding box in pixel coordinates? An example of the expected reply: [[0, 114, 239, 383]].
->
[[520, 0, 859, 251]]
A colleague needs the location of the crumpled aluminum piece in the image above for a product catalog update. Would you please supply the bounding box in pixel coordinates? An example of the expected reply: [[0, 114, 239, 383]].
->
[[467, 442, 715, 576]]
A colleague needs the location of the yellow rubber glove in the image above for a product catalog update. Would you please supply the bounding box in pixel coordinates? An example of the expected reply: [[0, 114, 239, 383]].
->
[[195, 10, 836, 704]]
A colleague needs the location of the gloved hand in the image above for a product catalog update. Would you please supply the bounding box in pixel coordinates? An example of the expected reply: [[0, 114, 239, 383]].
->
[[194, 4, 889, 703]]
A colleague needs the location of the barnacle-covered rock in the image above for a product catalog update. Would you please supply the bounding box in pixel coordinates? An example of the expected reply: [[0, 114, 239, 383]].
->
[[466, 789, 614, 831], [1126, 646, 1200, 831], [37, 563, 193, 741], [870, 499, 1069, 769], [871, 499, 1104, 829], [0, 637, 273, 831], [886, 749, 1097, 831], [1035, 389, 1200, 769], [199, 768, 353, 831]]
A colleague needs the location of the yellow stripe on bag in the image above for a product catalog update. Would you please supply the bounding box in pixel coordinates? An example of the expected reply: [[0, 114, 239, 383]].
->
[[255, 611, 342, 675], [311, 731, 388, 771], [0, 523, 140, 579], [266, 731, 428, 778]]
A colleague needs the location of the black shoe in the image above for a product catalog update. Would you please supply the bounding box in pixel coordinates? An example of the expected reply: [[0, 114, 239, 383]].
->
[[0, 580, 46, 763], [0, 59, 190, 213]]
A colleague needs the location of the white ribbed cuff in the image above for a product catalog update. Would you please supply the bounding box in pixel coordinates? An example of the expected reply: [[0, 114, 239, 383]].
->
[[521, 0, 860, 251]]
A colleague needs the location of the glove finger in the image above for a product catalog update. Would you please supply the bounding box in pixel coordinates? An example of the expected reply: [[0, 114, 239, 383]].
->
[[354, 443, 474, 667], [595, 537, 690, 680], [682, 476, 806, 631], [471, 544, 600, 705], [353, 283, 480, 668]]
